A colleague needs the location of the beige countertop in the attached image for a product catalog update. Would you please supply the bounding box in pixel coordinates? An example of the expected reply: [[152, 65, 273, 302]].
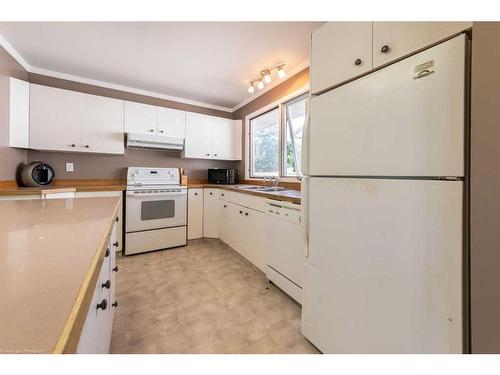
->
[[0, 179, 126, 196], [0, 197, 120, 353], [187, 184, 302, 204]]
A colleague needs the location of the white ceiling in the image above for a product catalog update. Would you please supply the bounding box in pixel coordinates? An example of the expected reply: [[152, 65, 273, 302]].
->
[[0, 22, 322, 111]]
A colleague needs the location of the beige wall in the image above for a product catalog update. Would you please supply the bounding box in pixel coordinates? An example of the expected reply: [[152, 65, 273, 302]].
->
[[232, 67, 309, 178], [470, 22, 500, 353], [0, 46, 28, 180]]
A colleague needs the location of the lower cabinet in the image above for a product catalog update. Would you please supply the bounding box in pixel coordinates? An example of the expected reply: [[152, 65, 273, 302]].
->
[[203, 189, 220, 238], [188, 188, 203, 239], [221, 201, 267, 272], [77, 218, 118, 353]]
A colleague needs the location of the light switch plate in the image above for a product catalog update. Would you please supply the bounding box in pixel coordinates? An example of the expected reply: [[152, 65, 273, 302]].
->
[[65, 162, 74, 172]]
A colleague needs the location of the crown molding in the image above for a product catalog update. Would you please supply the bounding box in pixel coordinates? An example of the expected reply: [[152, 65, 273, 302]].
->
[[230, 59, 310, 112], [0, 34, 31, 71], [28, 66, 233, 112], [0, 33, 233, 113]]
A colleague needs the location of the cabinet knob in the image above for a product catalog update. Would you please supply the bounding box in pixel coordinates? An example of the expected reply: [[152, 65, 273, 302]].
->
[[112, 301, 118, 308], [70, 144, 76, 147], [239, 210, 243, 214], [113, 241, 119, 247], [96, 299, 107, 311], [194, 192, 198, 196], [102, 280, 111, 289], [214, 154, 218, 156], [149, 129, 154, 132], [205, 153, 210, 156], [84, 145, 90, 148], [113, 266, 119, 272], [209, 192, 213, 195], [354, 58, 362, 66], [381, 45, 390, 53], [105, 248, 110, 257], [159, 130, 164, 133], [224, 205, 227, 208], [245, 212, 249, 216], [116, 216, 119, 222], [221, 193, 224, 196]]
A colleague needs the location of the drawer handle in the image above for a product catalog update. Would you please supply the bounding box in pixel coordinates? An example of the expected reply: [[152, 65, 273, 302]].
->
[[105, 248, 110, 257], [97, 299, 108, 311], [381, 45, 390, 53], [354, 58, 362, 66], [102, 280, 111, 289], [113, 266, 119, 272], [113, 241, 119, 247], [112, 301, 118, 308]]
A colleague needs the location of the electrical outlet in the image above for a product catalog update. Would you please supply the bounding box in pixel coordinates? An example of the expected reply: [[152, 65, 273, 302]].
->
[[65, 162, 74, 172]]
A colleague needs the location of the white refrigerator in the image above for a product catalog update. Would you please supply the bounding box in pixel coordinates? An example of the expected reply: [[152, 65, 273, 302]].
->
[[301, 34, 467, 353]]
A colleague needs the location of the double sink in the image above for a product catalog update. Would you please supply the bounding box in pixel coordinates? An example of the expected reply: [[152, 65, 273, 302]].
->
[[237, 185, 287, 193]]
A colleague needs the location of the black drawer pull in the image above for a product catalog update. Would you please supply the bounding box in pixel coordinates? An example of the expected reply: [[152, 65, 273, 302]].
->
[[113, 241, 119, 247], [113, 266, 119, 272], [102, 280, 111, 289], [105, 248, 110, 257], [97, 299, 107, 311], [112, 301, 118, 308]]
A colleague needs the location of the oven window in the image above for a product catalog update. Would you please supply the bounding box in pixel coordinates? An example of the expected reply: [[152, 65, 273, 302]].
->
[[141, 200, 175, 220]]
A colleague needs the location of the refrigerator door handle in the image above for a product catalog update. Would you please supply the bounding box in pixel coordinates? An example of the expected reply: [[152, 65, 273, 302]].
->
[[302, 176, 310, 258], [300, 97, 311, 176]]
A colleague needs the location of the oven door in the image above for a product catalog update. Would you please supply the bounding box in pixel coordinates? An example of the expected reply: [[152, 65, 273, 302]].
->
[[126, 190, 187, 232]]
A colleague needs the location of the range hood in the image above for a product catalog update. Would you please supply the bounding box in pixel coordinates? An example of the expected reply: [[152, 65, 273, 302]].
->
[[126, 133, 184, 151]]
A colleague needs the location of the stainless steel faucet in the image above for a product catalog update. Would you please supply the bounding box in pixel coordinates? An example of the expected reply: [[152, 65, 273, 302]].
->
[[264, 175, 281, 188]]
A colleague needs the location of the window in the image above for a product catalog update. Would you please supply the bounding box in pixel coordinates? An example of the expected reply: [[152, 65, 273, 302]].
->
[[249, 92, 308, 179], [250, 108, 280, 177], [283, 94, 307, 176]]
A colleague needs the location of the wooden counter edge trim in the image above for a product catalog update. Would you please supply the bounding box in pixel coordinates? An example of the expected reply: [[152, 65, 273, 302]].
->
[[51, 199, 120, 354]]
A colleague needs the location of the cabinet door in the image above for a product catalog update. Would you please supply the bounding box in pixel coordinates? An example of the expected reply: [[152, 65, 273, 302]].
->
[[311, 22, 373, 94], [244, 208, 267, 272], [9, 78, 30, 148], [124, 101, 157, 135], [29, 84, 83, 151], [184, 112, 213, 159], [373, 22, 472, 68], [231, 120, 242, 160], [158, 107, 186, 138], [225, 203, 246, 257], [82, 94, 124, 154], [219, 198, 228, 244], [211, 117, 234, 160], [203, 189, 220, 238], [188, 189, 204, 239]]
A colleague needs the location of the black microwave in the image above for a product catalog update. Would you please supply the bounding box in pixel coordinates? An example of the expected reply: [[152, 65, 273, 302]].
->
[[208, 168, 239, 184]]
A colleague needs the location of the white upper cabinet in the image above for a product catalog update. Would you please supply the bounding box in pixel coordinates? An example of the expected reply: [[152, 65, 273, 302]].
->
[[124, 101, 157, 135], [30, 84, 84, 152], [184, 112, 213, 158], [311, 22, 373, 94], [9, 78, 30, 148], [82, 94, 125, 154], [30, 84, 124, 154], [157, 107, 186, 138], [211, 117, 234, 160], [373, 22, 472, 68], [184, 112, 242, 160]]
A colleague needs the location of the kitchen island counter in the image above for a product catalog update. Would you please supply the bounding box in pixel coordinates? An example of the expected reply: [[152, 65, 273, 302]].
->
[[0, 197, 120, 353]]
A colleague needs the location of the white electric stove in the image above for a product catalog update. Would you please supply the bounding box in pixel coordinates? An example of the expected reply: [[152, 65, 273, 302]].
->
[[125, 167, 187, 255]]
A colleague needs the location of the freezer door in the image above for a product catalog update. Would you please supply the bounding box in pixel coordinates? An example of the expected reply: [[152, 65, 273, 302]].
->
[[301, 177, 463, 353], [306, 34, 466, 177]]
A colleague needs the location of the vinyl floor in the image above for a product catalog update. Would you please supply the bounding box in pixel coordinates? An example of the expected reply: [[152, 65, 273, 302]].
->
[[110, 238, 319, 354]]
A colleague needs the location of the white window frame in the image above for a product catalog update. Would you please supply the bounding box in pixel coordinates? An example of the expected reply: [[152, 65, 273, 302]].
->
[[244, 85, 309, 182]]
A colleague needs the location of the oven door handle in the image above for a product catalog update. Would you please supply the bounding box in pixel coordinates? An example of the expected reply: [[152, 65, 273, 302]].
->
[[126, 192, 187, 197]]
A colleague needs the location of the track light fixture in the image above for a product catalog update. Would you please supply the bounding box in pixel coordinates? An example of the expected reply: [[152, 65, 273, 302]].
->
[[247, 63, 286, 93]]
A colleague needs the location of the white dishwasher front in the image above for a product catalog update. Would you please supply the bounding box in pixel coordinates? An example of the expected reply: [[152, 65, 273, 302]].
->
[[265, 200, 303, 304]]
